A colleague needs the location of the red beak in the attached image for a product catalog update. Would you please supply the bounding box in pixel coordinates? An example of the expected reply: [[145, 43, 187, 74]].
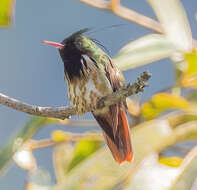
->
[[42, 40, 64, 49]]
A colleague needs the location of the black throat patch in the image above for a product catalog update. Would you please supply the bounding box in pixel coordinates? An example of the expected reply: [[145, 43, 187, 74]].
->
[[59, 43, 86, 81]]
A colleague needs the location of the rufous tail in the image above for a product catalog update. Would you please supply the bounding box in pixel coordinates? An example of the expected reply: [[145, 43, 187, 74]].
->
[[93, 105, 133, 164]]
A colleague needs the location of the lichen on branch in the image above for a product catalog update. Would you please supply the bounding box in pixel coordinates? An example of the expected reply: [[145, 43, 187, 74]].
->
[[0, 71, 151, 119]]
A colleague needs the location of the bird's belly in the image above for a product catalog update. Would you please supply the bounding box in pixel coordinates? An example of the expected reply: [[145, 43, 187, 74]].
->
[[67, 74, 112, 114]]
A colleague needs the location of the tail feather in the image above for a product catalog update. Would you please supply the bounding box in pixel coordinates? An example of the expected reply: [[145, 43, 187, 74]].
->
[[93, 105, 133, 164]]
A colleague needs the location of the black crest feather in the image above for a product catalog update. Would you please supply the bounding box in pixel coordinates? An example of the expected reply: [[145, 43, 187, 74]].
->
[[59, 29, 90, 81]]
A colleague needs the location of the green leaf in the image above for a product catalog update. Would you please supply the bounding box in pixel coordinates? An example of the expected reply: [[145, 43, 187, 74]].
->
[[185, 51, 197, 75], [67, 139, 101, 172], [0, 0, 15, 26], [142, 93, 189, 120], [0, 117, 49, 175], [147, 0, 192, 52], [181, 51, 197, 88], [114, 34, 176, 71]]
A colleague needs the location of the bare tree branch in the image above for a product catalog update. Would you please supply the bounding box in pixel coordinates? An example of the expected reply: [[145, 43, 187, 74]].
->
[[0, 72, 151, 120], [0, 93, 75, 119]]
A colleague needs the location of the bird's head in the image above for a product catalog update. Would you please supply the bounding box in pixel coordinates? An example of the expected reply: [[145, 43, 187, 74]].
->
[[42, 28, 89, 55], [42, 29, 93, 81]]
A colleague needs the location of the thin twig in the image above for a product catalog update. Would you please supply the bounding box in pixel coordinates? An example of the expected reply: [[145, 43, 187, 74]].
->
[[54, 119, 98, 127], [79, 0, 197, 49], [110, 0, 162, 33], [28, 132, 104, 150], [0, 71, 151, 120], [79, 0, 162, 33], [27, 139, 56, 150], [78, 0, 109, 9]]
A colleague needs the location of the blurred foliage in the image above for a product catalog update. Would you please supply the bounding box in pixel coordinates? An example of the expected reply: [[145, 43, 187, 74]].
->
[[51, 130, 71, 142], [159, 157, 183, 167], [181, 51, 197, 88], [25, 169, 52, 190], [67, 139, 101, 172], [0, 117, 49, 174], [0, 0, 15, 26], [170, 147, 197, 190], [1, 0, 197, 189], [141, 93, 189, 120], [115, 34, 176, 71]]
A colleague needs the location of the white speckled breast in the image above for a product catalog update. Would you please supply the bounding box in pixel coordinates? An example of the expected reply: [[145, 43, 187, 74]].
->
[[65, 56, 112, 114]]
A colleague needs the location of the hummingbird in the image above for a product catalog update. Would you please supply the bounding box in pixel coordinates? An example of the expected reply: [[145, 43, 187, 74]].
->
[[43, 29, 133, 164]]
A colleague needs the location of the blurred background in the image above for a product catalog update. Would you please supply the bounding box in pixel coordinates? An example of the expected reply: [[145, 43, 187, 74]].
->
[[0, 0, 196, 188]]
